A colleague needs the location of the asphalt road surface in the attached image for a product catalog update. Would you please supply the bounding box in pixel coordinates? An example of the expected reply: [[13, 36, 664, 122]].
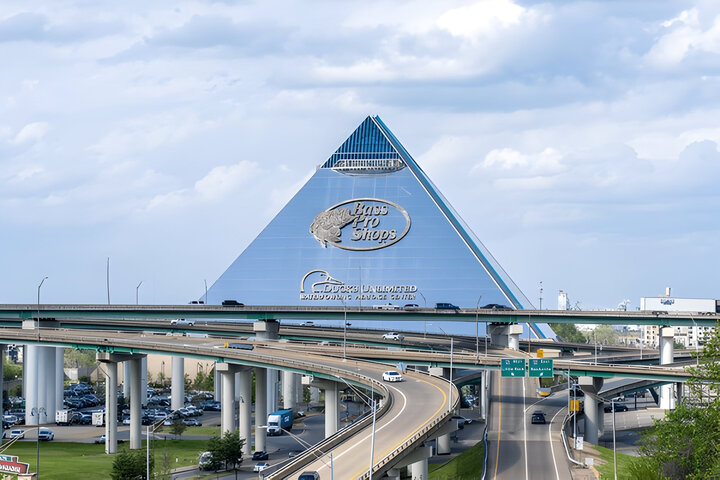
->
[[486, 372, 572, 480]]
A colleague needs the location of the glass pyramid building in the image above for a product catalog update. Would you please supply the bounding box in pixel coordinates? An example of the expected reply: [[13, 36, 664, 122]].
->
[[207, 116, 556, 339]]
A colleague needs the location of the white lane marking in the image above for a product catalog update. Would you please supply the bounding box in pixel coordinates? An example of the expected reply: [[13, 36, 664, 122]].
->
[[523, 379, 528, 480], [549, 405, 566, 480], [314, 381, 410, 475]]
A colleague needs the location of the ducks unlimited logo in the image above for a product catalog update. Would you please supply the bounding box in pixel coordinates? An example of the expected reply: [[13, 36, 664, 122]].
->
[[309, 198, 411, 251]]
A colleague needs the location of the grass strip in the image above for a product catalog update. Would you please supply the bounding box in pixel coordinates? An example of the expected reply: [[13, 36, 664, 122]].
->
[[429, 440, 485, 480]]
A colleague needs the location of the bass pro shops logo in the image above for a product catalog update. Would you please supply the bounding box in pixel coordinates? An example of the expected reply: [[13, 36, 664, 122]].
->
[[309, 198, 411, 251]]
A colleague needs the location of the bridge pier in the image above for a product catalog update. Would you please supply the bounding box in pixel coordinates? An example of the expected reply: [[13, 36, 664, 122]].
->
[[282, 371, 299, 409], [171, 356, 185, 411], [97, 352, 136, 454], [255, 367, 267, 452], [302, 376, 339, 437], [217, 363, 238, 434], [429, 368, 454, 454], [129, 355, 145, 449], [579, 376, 603, 445], [659, 327, 676, 409], [237, 368, 252, 456], [488, 324, 523, 351]]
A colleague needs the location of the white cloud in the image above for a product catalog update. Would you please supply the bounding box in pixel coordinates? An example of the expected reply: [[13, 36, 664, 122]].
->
[[474, 147, 563, 174], [146, 160, 262, 211], [646, 9, 720, 67], [436, 0, 527, 39], [13, 122, 49, 144]]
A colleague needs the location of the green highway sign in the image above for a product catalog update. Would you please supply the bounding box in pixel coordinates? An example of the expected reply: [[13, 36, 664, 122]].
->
[[501, 358, 526, 377], [529, 358, 554, 377]]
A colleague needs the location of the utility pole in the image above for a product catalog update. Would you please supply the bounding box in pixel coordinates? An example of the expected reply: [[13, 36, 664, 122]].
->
[[538, 281, 543, 310]]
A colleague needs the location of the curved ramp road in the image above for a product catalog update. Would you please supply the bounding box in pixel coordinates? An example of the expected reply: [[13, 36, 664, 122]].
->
[[0, 328, 454, 479]]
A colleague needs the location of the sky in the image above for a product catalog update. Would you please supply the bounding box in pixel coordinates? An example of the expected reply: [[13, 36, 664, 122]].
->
[[1, 0, 719, 310]]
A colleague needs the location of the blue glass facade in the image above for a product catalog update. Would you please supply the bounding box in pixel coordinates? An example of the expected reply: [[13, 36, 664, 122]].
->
[[207, 116, 556, 339]]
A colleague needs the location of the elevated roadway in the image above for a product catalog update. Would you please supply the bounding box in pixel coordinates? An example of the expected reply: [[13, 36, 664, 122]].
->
[[1, 304, 718, 326], [0, 327, 455, 479]]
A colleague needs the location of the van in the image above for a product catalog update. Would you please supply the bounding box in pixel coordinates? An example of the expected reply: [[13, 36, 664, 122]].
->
[[436, 302, 459, 310], [298, 473, 320, 480]]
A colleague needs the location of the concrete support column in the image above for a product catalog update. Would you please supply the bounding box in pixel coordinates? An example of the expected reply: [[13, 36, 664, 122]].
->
[[311, 387, 320, 404], [659, 327, 675, 409], [254, 368, 267, 453], [267, 369, 279, 416], [37, 347, 49, 424], [104, 362, 118, 454], [282, 371, 297, 410], [123, 362, 131, 399], [437, 434, 451, 455], [45, 347, 57, 422], [55, 348, 64, 414], [129, 357, 142, 449], [676, 382, 683, 404], [141, 357, 148, 407], [411, 458, 429, 480], [171, 357, 185, 411], [221, 367, 236, 434], [325, 381, 338, 438], [214, 365, 221, 401], [237, 369, 252, 456], [24, 345, 38, 425], [583, 398, 599, 445], [481, 370, 489, 421], [385, 468, 401, 480], [488, 324, 523, 350]]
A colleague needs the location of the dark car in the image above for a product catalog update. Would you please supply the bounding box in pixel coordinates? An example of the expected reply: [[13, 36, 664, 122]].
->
[[403, 303, 420, 310], [435, 302, 459, 310], [531, 410, 546, 424], [481, 303, 511, 310], [221, 300, 244, 306], [604, 403, 629, 413], [252, 451, 269, 461]]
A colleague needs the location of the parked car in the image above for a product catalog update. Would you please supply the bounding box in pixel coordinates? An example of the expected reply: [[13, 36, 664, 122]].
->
[[5, 429, 25, 439], [382, 332, 404, 341], [253, 462, 270, 472], [531, 411, 546, 424], [94, 435, 106, 444], [38, 428, 54, 441], [604, 403, 629, 413], [403, 303, 420, 310], [382, 371, 403, 382], [252, 451, 269, 461], [182, 418, 202, 426], [170, 319, 195, 326], [435, 302, 459, 310]]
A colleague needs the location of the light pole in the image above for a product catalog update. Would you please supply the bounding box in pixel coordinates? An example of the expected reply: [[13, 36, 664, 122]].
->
[[204, 279, 208, 304], [611, 399, 618, 480], [418, 292, 427, 337], [136, 281, 142, 305], [475, 296, 482, 361], [31, 408, 46, 477], [691, 317, 699, 367], [37, 276, 48, 341], [340, 298, 347, 359], [437, 326, 454, 413]]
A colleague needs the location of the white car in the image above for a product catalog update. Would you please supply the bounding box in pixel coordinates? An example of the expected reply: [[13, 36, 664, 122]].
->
[[382, 332, 404, 341], [253, 462, 270, 472], [373, 303, 400, 310], [382, 371, 403, 382], [5, 429, 25, 439], [170, 319, 195, 326], [38, 428, 54, 441]]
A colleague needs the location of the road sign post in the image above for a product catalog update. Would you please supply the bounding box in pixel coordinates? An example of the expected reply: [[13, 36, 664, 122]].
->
[[501, 358, 526, 377], [528, 358, 553, 377]]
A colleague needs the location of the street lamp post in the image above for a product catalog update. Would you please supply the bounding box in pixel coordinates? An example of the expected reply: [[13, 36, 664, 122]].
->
[[136, 281, 143, 305], [37, 276, 48, 337], [611, 399, 618, 480], [31, 408, 46, 477], [418, 292, 427, 337], [691, 317, 699, 367], [475, 296, 482, 361]]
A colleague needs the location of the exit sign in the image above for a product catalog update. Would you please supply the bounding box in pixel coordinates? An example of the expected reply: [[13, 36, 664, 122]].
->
[[529, 358, 554, 377], [501, 358, 526, 377]]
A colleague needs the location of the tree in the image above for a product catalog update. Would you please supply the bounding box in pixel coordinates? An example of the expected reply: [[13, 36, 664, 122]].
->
[[111, 448, 153, 480], [169, 418, 187, 439], [549, 323, 587, 343], [629, 321, 720, 479], [207, 431, 245, 472], [591, 324, 617, 345]]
